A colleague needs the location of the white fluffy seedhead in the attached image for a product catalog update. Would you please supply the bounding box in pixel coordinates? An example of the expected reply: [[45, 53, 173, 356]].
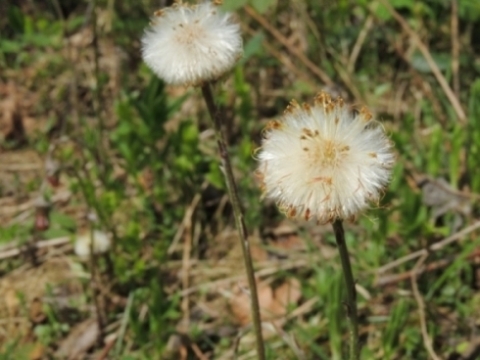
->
[[74, 230, 111, 259], [256, 92, 395, 224], [141, 1, 243, 86]]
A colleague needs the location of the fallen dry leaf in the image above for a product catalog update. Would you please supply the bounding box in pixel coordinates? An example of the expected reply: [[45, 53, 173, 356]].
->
[[29, 342, 45, 360], [269, 278, 302, 318], [55, 318, 99, 360], [228, 277, 301, 328], [229, 280, 273, 326]]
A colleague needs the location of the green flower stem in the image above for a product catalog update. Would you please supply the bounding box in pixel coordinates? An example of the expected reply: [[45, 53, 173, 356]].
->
[[332, 219, 360, 360], [201, 82, 266, 360]]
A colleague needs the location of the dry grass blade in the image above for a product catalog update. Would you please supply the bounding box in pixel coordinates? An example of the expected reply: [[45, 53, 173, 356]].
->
[[0, 236, 71, 260], [180, 190, 203, 330], [377, 220, 480, 274], [376, 248, 480, 286], [410, 255, 442, 360], [242, 24, 316, 88], [348, 14, 375, 73], [376, 0, 466, 123], [244, 5, 333, 86]]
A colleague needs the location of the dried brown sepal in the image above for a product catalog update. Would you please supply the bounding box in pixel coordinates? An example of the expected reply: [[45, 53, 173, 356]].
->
[[254, 170, 266, 192], [302, 128, 320, 138], [313, 92, 332, 108], [335, 97, 345, 108], [302, 102, 312, 113], [359, 106, 373, 122], [265, 120, 282, 131], [304, 208, 311, 221], [287, 206, 297, 218], [325, 102, 335, 114], [285, 99, 301, 114]]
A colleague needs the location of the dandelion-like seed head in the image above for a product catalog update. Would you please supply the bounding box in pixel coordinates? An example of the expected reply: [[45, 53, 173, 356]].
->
[[256, 92, 395, 223], [141, 1, 242, 86], [74, 230, 111, 259]]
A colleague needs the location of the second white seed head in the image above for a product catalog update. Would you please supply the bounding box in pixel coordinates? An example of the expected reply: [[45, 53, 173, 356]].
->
[[141, 1, 243, 86]]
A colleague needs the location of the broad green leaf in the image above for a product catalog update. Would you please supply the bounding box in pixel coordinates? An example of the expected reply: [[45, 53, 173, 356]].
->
[[251, 0, 276, 14], [221, 0, 248, 12]]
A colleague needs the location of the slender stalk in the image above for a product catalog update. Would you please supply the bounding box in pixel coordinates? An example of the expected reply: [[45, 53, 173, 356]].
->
[[332, 219, 360, 360], [200, 82, 266, 359], [89, 228, 106, 344]]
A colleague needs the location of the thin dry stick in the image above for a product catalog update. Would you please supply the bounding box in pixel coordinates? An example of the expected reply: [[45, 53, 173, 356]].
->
[[177, 257, 310, 298], [377, 220, 480, 274], [451, 0, 460, 97], [377, 0, 466, 123], [169, 185, 205, 255], [332, 219, 359, 360], [348, 14, 374, 73], [191, 343, 209, 360], [242, 25, 316, 88], [410, 255, 442, 360], [200, 82, 265, 360], [244, 5, 333, 86], [0, 236, 70, 260], [376, 248, 480, 286], [180, 192, 202, 329]]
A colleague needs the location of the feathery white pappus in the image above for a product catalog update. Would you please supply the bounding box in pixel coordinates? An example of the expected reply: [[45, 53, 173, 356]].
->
[[256, 92, 395, 224], [141, 1, 242, 86], [74, 230, 111, 259]]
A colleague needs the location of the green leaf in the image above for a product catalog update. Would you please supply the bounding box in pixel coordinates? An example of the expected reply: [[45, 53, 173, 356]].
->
[[50, 211, 76, 231], [376, 0, 414, 21], [0, 40, 22, 53], [251, 0, 276, 14], [205, 163, 224, 190], [410, 51, 450, 73], [240, 32, 265, 64], [42, 228, 72, 239], [221, 0, 248, 12]]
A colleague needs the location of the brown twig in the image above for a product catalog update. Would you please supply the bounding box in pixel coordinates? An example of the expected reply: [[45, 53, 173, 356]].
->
[[176, 257, 311, 297], [0, 236, 71, 260], [377, 220, 480, 274], [181, 191, 203, 330], [376, 248, 480, 286], [410, 255, 442, 360], [392, 40, 448, 126], [169, 186, 204, 255], [377, 0, 466, 123], [348, 14, 374, 73], [97, 338, 116, 360], [244, 5, 333, 87], [242, 24, 316, 88], [191, 343, 209, 360]]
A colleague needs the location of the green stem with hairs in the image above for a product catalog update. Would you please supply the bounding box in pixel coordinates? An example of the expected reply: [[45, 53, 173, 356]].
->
[[332, 219, 360, 360], [201, 82, 266, 360]]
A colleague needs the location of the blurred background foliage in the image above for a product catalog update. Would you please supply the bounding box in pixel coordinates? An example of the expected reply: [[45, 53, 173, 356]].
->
[[1, 0, 480, 359]]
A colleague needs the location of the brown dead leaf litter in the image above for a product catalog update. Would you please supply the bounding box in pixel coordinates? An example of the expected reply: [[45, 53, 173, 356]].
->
[[0, 259, 82, 345]]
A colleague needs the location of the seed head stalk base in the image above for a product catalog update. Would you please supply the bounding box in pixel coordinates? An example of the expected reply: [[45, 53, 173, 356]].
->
[[332, 219, 360, 360], [201, 82, 266, 360]]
